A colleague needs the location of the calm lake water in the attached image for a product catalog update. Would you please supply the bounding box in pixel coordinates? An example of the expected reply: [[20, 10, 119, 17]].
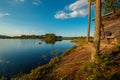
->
[[0, 39, 76, 78]]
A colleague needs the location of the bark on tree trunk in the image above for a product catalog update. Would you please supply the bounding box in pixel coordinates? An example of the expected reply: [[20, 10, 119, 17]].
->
[[87, 0, 91, 42], [91, 0, 101, 63]]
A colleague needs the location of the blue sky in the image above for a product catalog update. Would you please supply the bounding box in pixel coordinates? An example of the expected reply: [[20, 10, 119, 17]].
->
[[0, 0, 95, 37]]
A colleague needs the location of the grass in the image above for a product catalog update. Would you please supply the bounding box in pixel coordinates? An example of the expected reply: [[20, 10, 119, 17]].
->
[[77, 48, 120, 80], [71, 38, 86, 45], [71, 37, 93, 44]]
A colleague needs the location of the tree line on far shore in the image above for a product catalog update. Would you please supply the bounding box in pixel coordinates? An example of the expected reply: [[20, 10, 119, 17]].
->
[[0, 33, 62, 39]]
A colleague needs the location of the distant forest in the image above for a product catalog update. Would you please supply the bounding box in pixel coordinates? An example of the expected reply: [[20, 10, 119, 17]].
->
[[0, 34, 92, 40], [0, 35, 11, 39], [0, 33, 61, 39]]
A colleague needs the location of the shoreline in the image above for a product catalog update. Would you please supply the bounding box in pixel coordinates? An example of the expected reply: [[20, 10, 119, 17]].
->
[[1, 41, 120, 80]]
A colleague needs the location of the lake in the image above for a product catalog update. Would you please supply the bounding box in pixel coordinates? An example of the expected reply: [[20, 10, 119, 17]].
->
[[0, 39, 76, 78]]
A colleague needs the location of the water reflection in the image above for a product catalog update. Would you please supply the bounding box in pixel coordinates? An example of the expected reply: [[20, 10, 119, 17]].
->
[[44, 39, 62, 44], [41, 54, 47, 61], [0, 39, 76, 78], [0, 59, 9, 64], [50, 50, 61, 56]]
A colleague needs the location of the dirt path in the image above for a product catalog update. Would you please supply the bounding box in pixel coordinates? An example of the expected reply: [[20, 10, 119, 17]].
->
[[43, 43, 93, 79]]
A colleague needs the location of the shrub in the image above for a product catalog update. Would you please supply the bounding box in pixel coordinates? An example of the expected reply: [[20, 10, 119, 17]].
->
[[116, 43, 120, 49]]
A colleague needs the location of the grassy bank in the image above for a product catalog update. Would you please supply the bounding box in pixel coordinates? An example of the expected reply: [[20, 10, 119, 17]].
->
[[71, 37, 93, 44]]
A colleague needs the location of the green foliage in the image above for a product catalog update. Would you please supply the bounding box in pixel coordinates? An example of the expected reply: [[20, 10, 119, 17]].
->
[[116, 43, 120, 49], [0, 35, 11, 39], [102, 0, 120, 13], [71, 38, 85, 44], [12, 35, 44, 39], [44, 33, 62, 44], [8, 33, 62, 40]]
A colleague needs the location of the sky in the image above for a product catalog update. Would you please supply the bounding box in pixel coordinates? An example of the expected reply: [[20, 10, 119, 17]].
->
[[0, 0, 95, 37]]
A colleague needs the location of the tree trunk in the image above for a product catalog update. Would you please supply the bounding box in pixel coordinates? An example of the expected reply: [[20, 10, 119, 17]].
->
[[86, 0, 91, 42], [91, 0, 101, 63]]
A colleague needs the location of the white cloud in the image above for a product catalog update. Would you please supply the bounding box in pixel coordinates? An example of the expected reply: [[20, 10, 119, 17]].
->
[[12, 0, 41, 6], [55, 11, 69, 19], [55, 0, 88, 19], [15, 0, 25, 2], [32, 0, 41, 6], [0, 13, 10, 17]]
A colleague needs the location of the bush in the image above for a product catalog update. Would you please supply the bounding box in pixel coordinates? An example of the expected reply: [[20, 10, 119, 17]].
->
[[116, 43, 120, 49]]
